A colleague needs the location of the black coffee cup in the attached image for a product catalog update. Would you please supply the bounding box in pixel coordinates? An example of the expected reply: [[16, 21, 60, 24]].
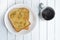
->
[[39, 3, 55, 20]]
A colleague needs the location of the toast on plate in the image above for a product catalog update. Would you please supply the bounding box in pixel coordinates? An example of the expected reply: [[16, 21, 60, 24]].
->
[[8, 8, 30, 32]]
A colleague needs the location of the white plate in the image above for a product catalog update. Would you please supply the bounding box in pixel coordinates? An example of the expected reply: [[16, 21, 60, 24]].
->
[[4, 4, 38, 35]]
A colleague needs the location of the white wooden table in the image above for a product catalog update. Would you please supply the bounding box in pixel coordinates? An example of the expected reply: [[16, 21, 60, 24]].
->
[[0, 0, 60, 40]]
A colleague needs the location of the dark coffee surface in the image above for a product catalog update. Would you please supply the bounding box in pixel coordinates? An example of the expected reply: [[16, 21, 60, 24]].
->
[[42, 7, 55, 20]]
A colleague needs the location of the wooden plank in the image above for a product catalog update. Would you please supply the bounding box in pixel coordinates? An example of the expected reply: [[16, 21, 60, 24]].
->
[[31, 0, 40, 40], [47, 0, 55, 40], [15, 0, 24, 40], [7, 0, 16, 40], [55, 0, 60, 40], [24, 34, 32, 40], [23, 0, 32, 40], [15, 35, 24, 40], [8, 32, 16, 40], [15, 0, 24, 4], [0, 0, 8, 40], [39, 0, 48, 40]]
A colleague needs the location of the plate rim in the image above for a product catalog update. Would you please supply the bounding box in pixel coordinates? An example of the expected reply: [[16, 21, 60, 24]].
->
[[4, 4, 38, 35]]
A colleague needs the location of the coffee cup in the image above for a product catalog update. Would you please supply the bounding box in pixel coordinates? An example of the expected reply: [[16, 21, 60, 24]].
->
[[39, 3, 55, 21]]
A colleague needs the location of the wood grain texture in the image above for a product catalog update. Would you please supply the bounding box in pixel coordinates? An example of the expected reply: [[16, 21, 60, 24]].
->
[[55, 0, 60, 40], [7, 0, 16, 40], [31, 0, 40, 40], [39, 0, 48, 40], [23, 0, 32, 40], [0, 0, 58, 40], [48, 0, 55, 40], [0, 0, 8, 40]]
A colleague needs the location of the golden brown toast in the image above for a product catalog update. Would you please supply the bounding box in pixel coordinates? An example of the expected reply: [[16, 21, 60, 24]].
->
[[8, 8, 30, 32]]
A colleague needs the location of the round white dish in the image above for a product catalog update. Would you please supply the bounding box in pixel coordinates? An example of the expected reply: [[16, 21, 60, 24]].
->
[[4, 4, 38, 35]]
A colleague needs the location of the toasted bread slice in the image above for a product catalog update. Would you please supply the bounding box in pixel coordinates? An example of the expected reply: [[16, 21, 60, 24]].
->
[[8, 8, 30, 32], [24, 22, 31, 30]]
